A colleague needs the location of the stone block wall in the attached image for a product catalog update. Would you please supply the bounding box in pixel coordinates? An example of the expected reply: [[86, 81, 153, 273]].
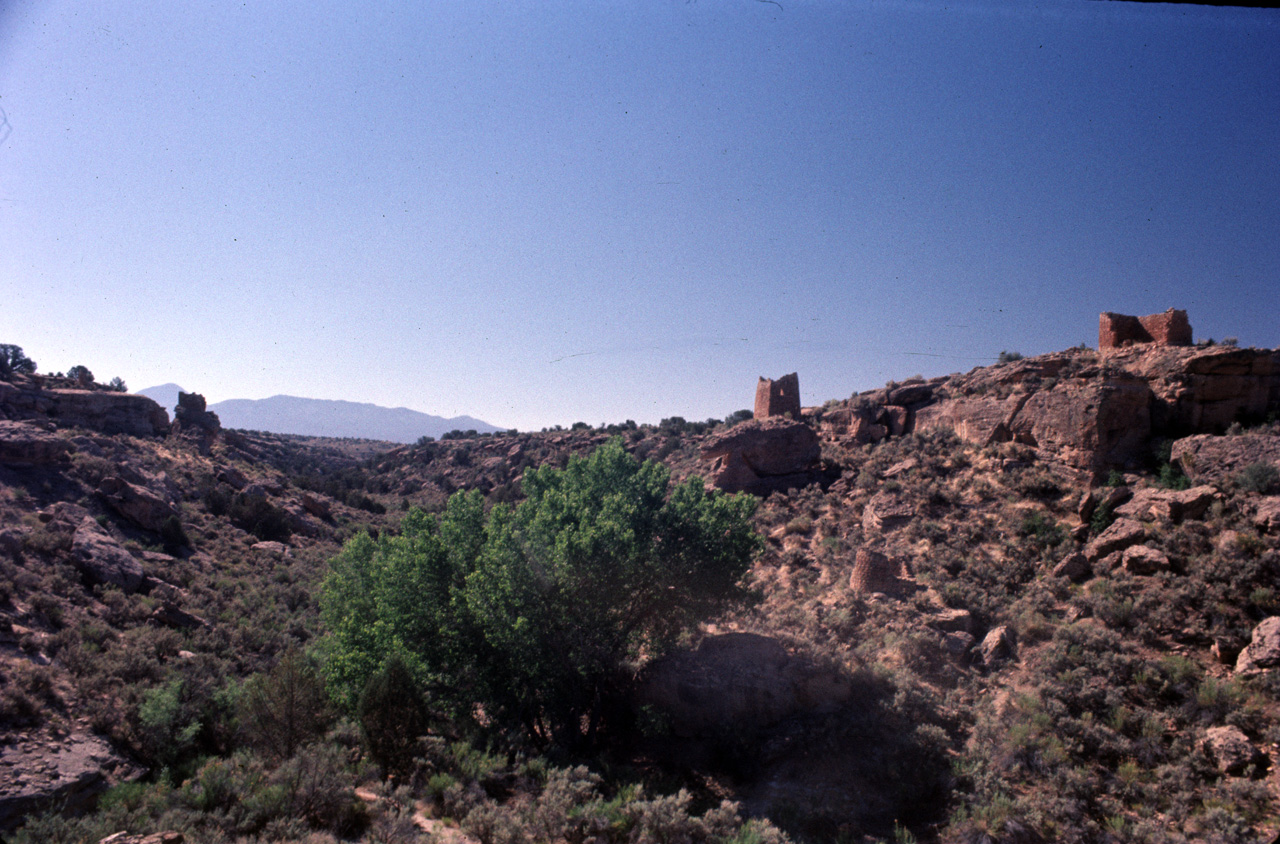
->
[[754, 372, 801, 420], [1099, 308, 1192, 349]]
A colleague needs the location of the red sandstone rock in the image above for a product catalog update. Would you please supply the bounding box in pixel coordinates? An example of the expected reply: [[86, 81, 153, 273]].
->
[[1085, 518, 1146, 561], [699, 417, 820, 493], [754, 373, 801, 420], [1172, 431, 1280, 486]]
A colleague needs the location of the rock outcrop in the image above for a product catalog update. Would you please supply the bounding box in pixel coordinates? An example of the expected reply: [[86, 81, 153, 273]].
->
[[0, 420, 74, 466], [48, 390, 169, 437], [700, 417, 823, 495], [0, 376, 169, 437], [97, 476, 179, 534], [0, 730, 142, 830], [172, 392, 221, 454], [1172, 431, 1280, 487], [1099, 308, 1192, 350], [1236, 617, 1280, 674], [816, 318, 1279, 476], [754, 373, 801, 420], [71, 517, 145, 593]]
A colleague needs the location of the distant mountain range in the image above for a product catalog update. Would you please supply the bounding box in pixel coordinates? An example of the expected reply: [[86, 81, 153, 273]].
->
[[138, 384, 500, 443]]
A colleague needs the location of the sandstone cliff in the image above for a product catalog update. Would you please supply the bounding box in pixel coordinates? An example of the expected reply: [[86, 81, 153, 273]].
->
[[0, 376, 169, 437], [815, 343, 1280, 477]]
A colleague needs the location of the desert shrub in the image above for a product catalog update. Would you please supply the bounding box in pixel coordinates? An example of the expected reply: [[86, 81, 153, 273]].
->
[[137, 679, 205, 771], [996, 350, 1024, 363], [1017, 511, 1066, 553], [160, 514, 190, 553], [239, 648, 333, 760], [1089, 499, 1117, 536], [358, 654, 431, 774], [22, 523, 73, 556], [1236, 461, 1280, 494]]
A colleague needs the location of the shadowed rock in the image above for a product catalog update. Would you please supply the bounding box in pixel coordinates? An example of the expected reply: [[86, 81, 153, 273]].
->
[[71, 517, 144, 593]]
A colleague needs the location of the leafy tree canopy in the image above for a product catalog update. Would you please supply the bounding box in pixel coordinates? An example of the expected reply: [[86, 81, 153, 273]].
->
[[318, 438, 761, 748], [0, 344, 36, 378]]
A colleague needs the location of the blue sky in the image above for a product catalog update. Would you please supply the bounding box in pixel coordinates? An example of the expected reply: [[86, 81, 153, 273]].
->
[[2, 0, 1277, 431]]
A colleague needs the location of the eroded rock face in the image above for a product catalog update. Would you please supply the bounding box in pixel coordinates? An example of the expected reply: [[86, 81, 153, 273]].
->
[[172, 392, 221, 454], [1085, 518, 1146, 562], [0, 730, 142, 831], [836, 338, 1279, 476], [1236, 617, 1280, 674], [71, 517, 144, 593], [47, 390, 169, 437], [700, 418, 822, 494], [0, 420, 73, 465], [638, 633, 852, 737], [98, 476, 178, 533], [1172, 431, 1280, 487]]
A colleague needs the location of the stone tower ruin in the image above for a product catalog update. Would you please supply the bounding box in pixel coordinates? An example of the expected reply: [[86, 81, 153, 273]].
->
[[1099, 308, 1193, 350], [754, 372, 801, 420]]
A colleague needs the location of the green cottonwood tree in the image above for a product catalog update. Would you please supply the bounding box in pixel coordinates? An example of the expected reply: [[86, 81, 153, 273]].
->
[[319, 438, 761, 748]]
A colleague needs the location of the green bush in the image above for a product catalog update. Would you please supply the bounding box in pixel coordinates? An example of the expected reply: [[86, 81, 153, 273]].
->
[[1236, 461, 1280, 494], [320, 439, 761, 748], [358, 654, 431, 774]]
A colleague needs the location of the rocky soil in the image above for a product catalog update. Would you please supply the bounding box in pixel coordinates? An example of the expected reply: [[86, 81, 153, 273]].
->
[[2, 341, 1280, 843]]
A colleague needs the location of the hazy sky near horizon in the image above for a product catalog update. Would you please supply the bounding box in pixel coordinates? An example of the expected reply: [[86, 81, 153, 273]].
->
[[2, 1, 1277, 431]]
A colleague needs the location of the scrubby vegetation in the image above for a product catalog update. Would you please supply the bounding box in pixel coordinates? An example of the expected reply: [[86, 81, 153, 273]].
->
[[3, 348, 1280, 843]]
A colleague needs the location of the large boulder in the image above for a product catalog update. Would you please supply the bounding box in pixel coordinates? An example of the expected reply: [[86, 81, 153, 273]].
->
[[699, 418, 822, 494], [0, 420, 73, 465], [1202, 725, 1264, 776], [98, 477, 178, 533], [862, 490, 915, 533], [1235, 617, 1280, 674], [1114, 486, 1218, 523], [71, 517, 144, 592], [1084, 518, 1146, 562]]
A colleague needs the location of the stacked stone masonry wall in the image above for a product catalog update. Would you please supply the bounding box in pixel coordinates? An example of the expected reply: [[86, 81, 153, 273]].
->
[[754, 373, 801, 420]]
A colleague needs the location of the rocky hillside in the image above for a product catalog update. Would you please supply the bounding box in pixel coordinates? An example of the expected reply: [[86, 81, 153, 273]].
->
[[2, 333, 1280, 844]]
